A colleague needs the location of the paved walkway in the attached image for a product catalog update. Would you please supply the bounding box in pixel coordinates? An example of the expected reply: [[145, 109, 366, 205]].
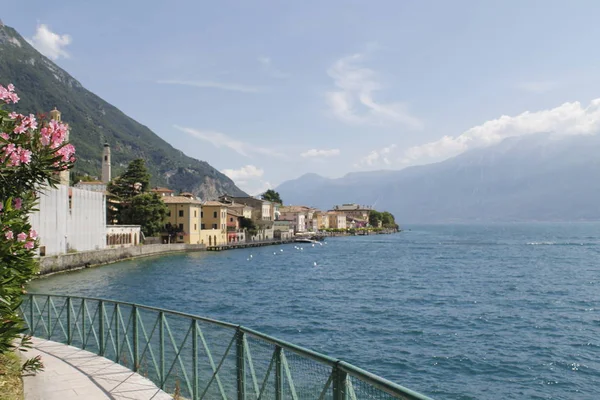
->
[[23, 338, 172, 400]]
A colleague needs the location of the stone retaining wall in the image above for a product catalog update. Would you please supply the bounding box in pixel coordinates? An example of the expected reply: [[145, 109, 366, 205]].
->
[[37, 243, 206, 275]]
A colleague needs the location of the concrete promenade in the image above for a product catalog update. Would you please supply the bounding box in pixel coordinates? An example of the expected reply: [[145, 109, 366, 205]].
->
[[23, 338, 172, 400]]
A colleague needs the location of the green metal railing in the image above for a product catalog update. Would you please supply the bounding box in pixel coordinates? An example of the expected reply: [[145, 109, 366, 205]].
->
[[20, 293, 432, 400]]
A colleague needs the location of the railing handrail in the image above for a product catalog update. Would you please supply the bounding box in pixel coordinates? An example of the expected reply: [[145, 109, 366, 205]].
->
[[22, 293, 433, 400]]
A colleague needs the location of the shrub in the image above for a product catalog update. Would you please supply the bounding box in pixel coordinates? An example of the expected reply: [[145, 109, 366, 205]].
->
[[0, 83, 75, 359]]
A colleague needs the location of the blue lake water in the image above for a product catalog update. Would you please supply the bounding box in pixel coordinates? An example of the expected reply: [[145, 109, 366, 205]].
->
[[29, 223, 600, 399]]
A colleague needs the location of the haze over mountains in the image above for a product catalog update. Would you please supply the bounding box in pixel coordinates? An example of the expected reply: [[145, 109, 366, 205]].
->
[[276, 133, 600, 223], [0, 22, 246, 199]]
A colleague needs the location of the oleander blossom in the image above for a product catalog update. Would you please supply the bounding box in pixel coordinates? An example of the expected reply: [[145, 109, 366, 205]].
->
[[13, 198, 22, 210], [5, 230, 13, 240], [0, 84, 19, 104], [24, 241, 34, 250], [29, 229, 38, 239], [16, 232, 27, 242]]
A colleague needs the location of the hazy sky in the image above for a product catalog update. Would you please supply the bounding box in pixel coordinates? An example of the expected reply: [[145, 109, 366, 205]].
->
[[5, 0, 600, 194]]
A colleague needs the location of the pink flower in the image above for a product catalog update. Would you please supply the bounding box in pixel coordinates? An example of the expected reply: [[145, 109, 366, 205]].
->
[[24, 241, 34, 250], [16, 232, 27, 242], [0, 84, 19, 104], [7, 84, 14, 91], [19, 149, 32, 164], [13, 198, 22, 210], [0, 133, 8, 141], [8, 112, 20, 119], [29, 229, 37, 239], [0, 203, 3, 211], [5, 231, 13, 240]]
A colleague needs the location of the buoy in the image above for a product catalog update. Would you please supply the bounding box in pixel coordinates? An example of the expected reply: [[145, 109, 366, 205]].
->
[[313, 262, 317, 266], [280, 249, 284, 252], [312, 244, 315, 247]]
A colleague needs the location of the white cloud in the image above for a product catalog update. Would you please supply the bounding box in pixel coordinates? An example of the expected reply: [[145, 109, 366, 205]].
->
[[258, 56, 290, 79], [518, 81, 558, 94], [175, 126, 284, 158], [399, 98, 600, 165], [27, 24, 71, 60], [355, 144, 397, 168], [300, 148, 341, 158], [325, 53, 422, 129], [157, 80, 263, 93], [221, 165, 264, 181]]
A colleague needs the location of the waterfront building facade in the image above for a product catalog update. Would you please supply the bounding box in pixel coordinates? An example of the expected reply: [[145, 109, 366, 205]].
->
[[106, 225, 142, 247], [161, 194, 202, 244], [328, 212, 347, 230], [330, 204, 372, 221]]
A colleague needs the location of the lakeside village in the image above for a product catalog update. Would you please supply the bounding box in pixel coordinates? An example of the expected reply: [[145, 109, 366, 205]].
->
[[30, 108, 399, 258]]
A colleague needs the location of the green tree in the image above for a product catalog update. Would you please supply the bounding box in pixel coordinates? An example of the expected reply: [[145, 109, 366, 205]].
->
[[381, 211, 395, 226], [368, 210, 382, 227], [261, 189, 282, 204], [240, 217, 258, 236], [120, 193, 168, 236], [107, 159, 150, 199]]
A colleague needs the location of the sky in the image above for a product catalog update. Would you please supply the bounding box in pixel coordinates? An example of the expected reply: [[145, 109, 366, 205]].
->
[[5, 0, 600, 194]]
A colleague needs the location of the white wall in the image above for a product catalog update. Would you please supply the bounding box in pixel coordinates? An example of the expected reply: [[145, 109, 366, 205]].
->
[[29, 186, 106, 256]]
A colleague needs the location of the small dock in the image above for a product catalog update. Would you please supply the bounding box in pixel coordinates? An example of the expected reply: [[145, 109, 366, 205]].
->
[[206, 239, 294, 251]]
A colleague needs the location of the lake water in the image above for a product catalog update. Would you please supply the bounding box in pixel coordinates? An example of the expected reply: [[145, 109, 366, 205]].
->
[[29, 223, 600, 399]]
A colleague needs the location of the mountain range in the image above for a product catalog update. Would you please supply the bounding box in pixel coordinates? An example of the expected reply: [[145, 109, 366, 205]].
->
[[0, 22, 246, 199], [276, 133, 600, 223]]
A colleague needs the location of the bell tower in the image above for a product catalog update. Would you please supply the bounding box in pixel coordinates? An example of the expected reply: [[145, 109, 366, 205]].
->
[[50, 108, 70, 186], [102, 143, 111, 183]]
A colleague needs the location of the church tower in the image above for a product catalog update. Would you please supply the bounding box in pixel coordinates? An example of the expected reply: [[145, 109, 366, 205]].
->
[[50, 108, 70, 186], [102, 143, 111, 183]]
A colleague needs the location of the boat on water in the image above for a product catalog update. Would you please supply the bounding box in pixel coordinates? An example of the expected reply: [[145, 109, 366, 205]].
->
[[294, 238, 321, 244]]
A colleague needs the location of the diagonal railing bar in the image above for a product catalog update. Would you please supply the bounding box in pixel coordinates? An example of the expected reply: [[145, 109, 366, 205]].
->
[[48, 297, 68, 341], [105, 304, 118, 356], [347, 378, 358, 400], [163, 317, 194, 397], [243, 336, 260, 398], [83, 300, 100, 349], [280, 350, 299, 400], [116, 305, 135, 366], [198, 326, 235, 400], [31, 296, 48, 336], [71, 298, 84, 344], [22, 294, 434, 400], [317, 371, 334, 400], [256, 349, 277, 400], [137, 312, 161, 381]]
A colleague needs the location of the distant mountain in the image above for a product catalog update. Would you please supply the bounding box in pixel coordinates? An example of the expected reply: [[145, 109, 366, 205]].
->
[[0, 23, 246, 199], [276, 133, 600, 222]]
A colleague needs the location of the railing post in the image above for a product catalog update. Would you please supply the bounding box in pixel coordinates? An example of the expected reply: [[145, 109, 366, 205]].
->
[[236, 328, 246, 400], [29, 295, 34, 335], [159, 311, 165, 389], [275, 346, 283, 400], [115, 304, 120, 363], [99, 301, 105, 356], [332, 363, 347, 400], [192, 320, 198, 400], [46, 295, 51, 339], [81, 298, 86, 349], [132, 306, 139, 371], [66, 297, 72, 345]]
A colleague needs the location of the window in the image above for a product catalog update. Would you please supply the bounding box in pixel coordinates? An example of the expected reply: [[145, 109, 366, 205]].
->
[[167, 210, 171, 217], [179, 210, 184, 217], [213, 211, 217, 218], [212, 223, 217, 229], [230, 217, 233, 222], [194, 210, 197, 217], [179, 235, 184, 240], [104, 155, 108, 161], [201, 223, 205, 229], [194, 224, 197, 230], [179, 223, 183, 230], [201, 211, 203, 218]]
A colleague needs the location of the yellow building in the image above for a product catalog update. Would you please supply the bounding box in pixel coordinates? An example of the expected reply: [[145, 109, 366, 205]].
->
[[161, 195, 202, 244], [200, 201, 228, 246], [328, 212, 347, 229], [314, 212, 330, 229]]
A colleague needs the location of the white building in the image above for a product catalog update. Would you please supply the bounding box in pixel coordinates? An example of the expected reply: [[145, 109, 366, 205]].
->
[[74, 180, 106, 192], [106, 225, 141, 248], [30, 186, 106, 256]]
